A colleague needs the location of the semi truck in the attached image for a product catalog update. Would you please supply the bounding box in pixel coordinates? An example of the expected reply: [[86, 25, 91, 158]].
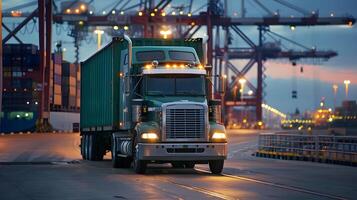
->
[[80, 36, 227, 174]]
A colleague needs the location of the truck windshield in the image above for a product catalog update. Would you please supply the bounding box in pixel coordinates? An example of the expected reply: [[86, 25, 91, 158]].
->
[[136, 51, 165, 62], [146, 75, 205, 96], [168, 51, 196, 62]]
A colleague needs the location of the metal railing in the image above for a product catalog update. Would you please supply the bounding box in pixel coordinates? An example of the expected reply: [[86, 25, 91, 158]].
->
[[257, 133, 357, 165]]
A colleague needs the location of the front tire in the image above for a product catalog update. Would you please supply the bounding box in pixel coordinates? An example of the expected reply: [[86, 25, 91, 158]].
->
[[133, 136, 146, 174], [209, 160, 224, 174]]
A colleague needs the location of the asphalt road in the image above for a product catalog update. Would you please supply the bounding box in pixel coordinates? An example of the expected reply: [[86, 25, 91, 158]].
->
[[0, 130, 356, 200]]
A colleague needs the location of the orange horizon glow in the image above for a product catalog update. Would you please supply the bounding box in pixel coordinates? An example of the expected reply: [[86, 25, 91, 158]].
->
[[233, 61, 357, 85]]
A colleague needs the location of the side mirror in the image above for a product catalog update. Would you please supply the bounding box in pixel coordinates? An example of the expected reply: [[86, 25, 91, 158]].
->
[[218, 76, 226, 94]]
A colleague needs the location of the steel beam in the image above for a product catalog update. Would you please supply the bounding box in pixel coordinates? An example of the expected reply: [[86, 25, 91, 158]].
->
[[2, 9, 38, 44], [38, 0, 46, 120], [1, 23, 23, 44], [44, 0, 53, 118], [46, 15, 355, 27]]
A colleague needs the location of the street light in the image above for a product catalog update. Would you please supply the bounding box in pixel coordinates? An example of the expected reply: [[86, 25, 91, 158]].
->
[[238, 78, 246, 101], [94, 30, 104, 50], [333, 84, 338, 109], [344, 80, 351, 99], [159, 29, 172, 39]]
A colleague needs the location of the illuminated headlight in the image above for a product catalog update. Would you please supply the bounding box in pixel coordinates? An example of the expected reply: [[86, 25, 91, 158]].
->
[[212, 132, 226, 140], [141, 133, 158, 140]]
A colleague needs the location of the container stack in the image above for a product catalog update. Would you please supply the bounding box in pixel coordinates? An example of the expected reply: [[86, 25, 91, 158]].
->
[[51, 52, 63, 111], [1, 44, 40, 133], [69, 63, 77, 110], [62, 62, 79, 112]]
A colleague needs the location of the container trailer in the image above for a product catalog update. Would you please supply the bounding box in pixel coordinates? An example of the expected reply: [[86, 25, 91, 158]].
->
[[80, 36, 227, 174]]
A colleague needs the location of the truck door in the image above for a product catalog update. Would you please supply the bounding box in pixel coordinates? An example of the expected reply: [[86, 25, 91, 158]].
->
[[120, 49, 131, 129]]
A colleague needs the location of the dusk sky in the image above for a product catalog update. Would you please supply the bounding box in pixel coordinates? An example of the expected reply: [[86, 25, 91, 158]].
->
[[3, 0, 357, 114]]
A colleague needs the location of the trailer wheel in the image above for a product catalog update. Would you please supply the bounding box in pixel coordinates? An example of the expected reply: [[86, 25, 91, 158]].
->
[[88, 134, 94, 160], [80, 135, 86, 160], [83, 134, 89, 160], [133, 136, 146, 174], [209, 160, 224, 174], [92, 134, 104, 161]]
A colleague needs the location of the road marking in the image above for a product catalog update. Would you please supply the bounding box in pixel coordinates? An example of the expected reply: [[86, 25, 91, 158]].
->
[[195, 168, 347, 200], [166, 179, 239, 200]]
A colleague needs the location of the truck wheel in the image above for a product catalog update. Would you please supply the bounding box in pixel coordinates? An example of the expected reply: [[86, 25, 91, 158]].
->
[[133, 137, 146, 174], [80, 135, 86, 160], [92, 134, 104, 161], [88, 134, 94, 160], [84, 134, 89, 160], [209, 160, 224, 174]]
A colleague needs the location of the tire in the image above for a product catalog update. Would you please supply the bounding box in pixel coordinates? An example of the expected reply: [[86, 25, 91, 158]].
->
[[133, 136, 146, 174], [80, 135, 86, 160], [111, 134, 131, 168], [88, 134, 94, 160], [92, 134, 104, 161], [83, 134, 89, 160], [209, 160, 224, 174]]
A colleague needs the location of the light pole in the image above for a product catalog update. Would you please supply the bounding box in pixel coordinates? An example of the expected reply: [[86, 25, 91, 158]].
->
[[94, 29, 104, 50], [238, 78, 246, 101], [343, 80, 351, 100], [332, 84, 338, 109]]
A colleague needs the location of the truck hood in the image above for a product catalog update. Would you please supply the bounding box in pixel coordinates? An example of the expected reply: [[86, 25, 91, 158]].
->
[[144, 96, 206, 107]]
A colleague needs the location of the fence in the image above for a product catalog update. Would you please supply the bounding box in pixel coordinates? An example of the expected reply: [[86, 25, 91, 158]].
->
[[256, 133, 357, 166]]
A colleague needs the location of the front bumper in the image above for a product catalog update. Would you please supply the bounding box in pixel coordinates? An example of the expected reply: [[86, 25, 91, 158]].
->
[[137, 143, 227, 161]]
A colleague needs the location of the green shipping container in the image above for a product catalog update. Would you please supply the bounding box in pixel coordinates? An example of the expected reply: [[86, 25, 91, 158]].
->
[[80, 37, 203, 131]]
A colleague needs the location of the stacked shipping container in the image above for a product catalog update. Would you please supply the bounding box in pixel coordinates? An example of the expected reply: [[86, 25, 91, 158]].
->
[[51, 52, 63, 110], [1, 44, 40, 132], [1, 44, 81, 133], [61, 61, 80, 112]]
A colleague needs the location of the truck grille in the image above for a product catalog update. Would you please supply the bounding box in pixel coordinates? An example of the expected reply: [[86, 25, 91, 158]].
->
[[165, 106, 206, 140]]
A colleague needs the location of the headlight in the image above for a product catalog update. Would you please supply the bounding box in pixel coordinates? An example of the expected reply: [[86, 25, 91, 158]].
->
[[212, 132, 226, 140], [141, 132, 158, 140]]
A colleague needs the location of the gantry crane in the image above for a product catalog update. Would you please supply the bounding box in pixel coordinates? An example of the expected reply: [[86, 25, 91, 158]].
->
[[1, 0, 355, 125]]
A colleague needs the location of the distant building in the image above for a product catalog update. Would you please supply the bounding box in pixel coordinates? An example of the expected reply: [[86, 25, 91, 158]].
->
[[332, 100, 357, 128]]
